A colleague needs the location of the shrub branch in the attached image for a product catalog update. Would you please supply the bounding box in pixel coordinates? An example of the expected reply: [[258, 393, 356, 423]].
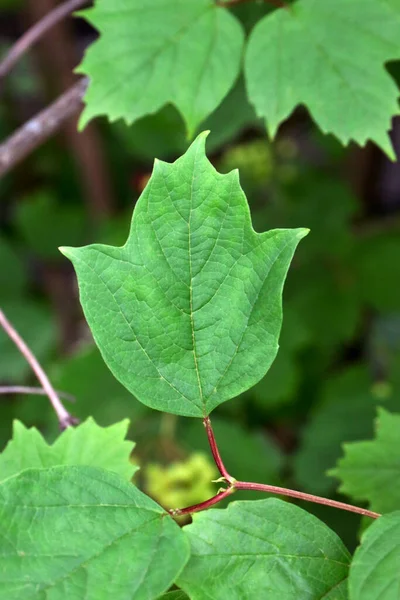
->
[[0, 308, 78, 429]]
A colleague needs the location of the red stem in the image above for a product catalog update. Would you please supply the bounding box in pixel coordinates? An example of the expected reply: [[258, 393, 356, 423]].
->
[[170, 488, 234, 516], [234, 481, 380, 519], [172, 416, 381, 520], [203, 417, 233, 483]]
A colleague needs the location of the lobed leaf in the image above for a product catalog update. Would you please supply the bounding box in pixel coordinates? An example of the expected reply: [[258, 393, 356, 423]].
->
[[331, 409, 400, 514], [77, 0, 244, 135], [0, 418, 137, 482], [177, 498, 350, 599], [61, 133, 307, 418], [245, 0, 400, 158], [0, 466, 189, 600]]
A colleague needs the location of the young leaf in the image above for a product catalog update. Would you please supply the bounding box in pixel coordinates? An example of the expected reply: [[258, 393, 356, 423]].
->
[[61, 133, 307, 418], [349, 511, 400, 600], [331, 409, 400, 514], [245, 0, 400, 158], [177, 498, 350, 599], [0, 466, 190, 600], [0, 418, 137, 482], [77, 0, 244, 135]]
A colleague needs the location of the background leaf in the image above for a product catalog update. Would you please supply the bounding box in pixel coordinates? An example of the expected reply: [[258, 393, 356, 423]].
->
[[0, 418, 137, 482], [77, 0, 244, 135], [294, 366, 400, 495], [245, 0, 400, 157], [177, 498, 350, 599], [348, 511, 400, 600], [0, 466, 189, 600], [62, 133, 307, 417], [331, 409, 400, 514]]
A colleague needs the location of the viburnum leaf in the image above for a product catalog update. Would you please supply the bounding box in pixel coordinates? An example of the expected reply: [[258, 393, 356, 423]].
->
[[348, 511, 400, 600], [177, 498, 350, 599], [0, 466, 189, 600], [61, 133, 307, 418], [330, 409, 400, 514], [0, 418, 137, 482], [245, 0, 400, 158], [77, 0, 244, 136]]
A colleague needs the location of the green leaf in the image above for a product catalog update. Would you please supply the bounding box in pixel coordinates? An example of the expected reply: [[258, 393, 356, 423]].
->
[[294, 366, 399, 495], [0, 301, 56, 383], [0, 418, 137, 482], [115, 78, 258, 163], [348, 511, 400, 600], [250, 348, 300, 408], [77, 0, 244, 135], [51, 345, 148, 424], [61, 133, 307, 417], [0, 466, 189, 600], [177, 498, 350, 599], [245, 0, 400, 158], [331, 409, 400, 514]]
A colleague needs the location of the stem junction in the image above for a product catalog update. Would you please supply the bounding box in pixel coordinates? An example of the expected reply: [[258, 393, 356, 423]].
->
[[169, 416, 380, 520]]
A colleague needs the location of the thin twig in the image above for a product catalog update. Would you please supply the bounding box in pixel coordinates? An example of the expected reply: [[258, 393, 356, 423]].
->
[[0, 0, 88, 80], [0, 77, 88, 177], [0, 309, 78, 429], [171, 416, 381, 519], [0, 386, 75, 402]]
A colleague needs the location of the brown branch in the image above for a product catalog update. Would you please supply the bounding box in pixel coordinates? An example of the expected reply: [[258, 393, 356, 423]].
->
[[0, 0, 88, 80], [0, 77, 87, 178], [28, 0, 115, 220], [0, 308, 78, 429], [0, 386, 75, 402]]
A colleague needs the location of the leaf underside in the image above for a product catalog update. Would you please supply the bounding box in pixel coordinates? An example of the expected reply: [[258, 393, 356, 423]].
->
[[77, 0, 244, 135], [62, 133, 307, 417], [245, 0, 400, 158]]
